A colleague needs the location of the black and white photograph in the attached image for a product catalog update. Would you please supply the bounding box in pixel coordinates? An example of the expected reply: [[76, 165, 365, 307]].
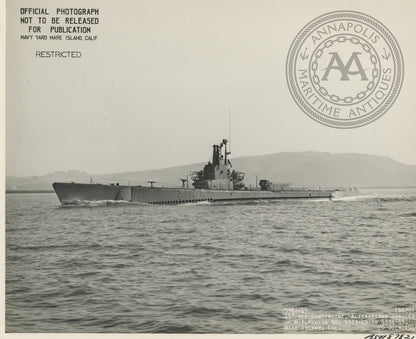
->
[[3, 0, 416, 337]]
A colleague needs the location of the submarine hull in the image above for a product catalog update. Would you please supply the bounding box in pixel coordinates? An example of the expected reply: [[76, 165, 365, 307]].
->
[[53, 182, 334, 205]]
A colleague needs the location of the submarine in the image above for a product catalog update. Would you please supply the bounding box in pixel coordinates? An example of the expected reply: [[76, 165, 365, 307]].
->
[[53, 138, 336, 205]]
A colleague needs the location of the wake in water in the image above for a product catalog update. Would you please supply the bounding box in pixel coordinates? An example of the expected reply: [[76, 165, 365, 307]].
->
[[331, 188, 416, 202], [331, 194, 373, 202], [60, 199, 143, 208]]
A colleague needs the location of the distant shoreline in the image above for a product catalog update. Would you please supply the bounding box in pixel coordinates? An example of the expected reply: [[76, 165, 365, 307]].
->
[[6, 190, 55, 194]]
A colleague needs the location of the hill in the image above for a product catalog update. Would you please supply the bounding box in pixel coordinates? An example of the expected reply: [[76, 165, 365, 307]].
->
[[6, 152, 416, 190]]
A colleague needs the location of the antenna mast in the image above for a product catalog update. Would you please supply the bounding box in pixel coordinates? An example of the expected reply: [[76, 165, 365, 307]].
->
[[228, 108, 231, 154]]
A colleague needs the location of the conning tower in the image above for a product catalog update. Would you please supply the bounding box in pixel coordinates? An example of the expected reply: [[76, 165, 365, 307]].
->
[[191, 139, 245, 190]]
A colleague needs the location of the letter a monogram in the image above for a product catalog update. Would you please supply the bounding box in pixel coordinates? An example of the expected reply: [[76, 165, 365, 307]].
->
[[322, 52, 368, 81]]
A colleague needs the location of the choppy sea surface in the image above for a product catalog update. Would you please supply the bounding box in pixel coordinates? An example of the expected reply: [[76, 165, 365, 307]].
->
[[5, 188, 416, 333]]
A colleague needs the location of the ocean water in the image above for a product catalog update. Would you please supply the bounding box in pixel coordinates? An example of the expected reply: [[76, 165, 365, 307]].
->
[[5, 188, 416, 333]]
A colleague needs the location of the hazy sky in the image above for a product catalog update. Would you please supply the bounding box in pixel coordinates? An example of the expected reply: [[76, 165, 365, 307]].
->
[[6, 0, 416, 176]]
